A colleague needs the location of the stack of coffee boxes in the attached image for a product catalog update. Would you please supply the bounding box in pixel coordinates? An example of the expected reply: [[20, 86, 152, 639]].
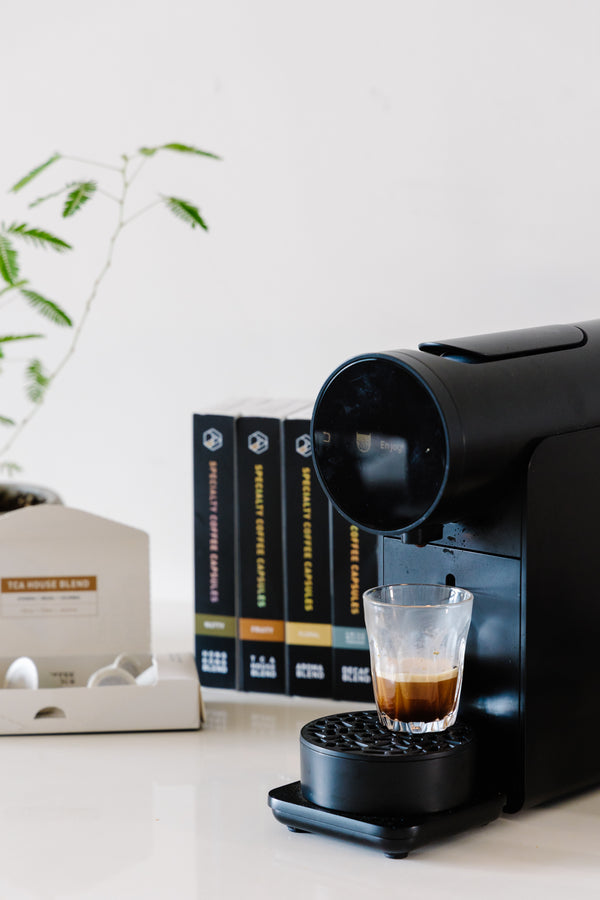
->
[[193, 400, 378, 699]]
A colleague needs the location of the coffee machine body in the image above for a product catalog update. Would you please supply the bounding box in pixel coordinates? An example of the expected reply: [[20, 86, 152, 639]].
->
[[311, 320, 600, 814]]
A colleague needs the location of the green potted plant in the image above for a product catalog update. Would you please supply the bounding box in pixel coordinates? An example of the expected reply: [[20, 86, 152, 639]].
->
[[0, 142, 219, 512]]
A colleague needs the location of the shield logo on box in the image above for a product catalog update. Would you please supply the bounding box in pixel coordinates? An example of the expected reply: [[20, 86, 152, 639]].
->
[[356, 432, 371, 453]]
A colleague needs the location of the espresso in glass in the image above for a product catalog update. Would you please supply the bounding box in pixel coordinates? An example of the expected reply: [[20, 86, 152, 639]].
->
[[373, 657, 458, 722]]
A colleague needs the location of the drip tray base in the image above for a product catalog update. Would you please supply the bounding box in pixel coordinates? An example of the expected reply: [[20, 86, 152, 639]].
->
[[268, 781, 505, 858]]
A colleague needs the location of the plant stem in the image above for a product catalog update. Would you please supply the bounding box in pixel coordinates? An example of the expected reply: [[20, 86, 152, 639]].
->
[[0, 158, 131, 460], [0, 284, 21, 298], [62, 155, 121, 172], [0, 282, 27, 307], [128, 155, 148, 186], [123, 198, 162, 227], [97, 187, 120, 203]]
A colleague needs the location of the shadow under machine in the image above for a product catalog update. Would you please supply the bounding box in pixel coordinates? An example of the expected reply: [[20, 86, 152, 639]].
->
[[269, 319, 600, 857]]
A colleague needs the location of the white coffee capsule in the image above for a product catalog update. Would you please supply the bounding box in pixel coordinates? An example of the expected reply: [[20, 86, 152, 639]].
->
[[4, 657, 39, 690], [87, 665, 136, 688], [114, 652, 153, 678], [135, 661, 158, 686]]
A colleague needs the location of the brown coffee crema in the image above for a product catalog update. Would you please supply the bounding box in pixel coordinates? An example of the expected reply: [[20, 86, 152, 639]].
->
[[373, 667, 458, 722]]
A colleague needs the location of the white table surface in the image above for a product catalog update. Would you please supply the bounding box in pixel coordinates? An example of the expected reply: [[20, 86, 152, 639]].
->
[[0, 601, 597, 900]]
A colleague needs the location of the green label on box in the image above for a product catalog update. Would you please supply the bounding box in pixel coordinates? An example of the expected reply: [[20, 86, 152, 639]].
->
[[332, 626, 369, 650], [196, 613, 237, 638]]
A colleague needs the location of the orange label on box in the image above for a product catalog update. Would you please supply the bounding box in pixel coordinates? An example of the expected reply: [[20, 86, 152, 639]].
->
[[238, 618, 285, 642]]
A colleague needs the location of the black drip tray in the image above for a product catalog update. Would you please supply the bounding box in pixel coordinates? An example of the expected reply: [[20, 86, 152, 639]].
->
[[300, 712, 478, 817], [268, 780, 505, 858]]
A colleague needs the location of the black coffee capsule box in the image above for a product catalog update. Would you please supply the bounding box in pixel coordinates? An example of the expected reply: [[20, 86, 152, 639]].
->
[[282, 409, 332, 698], [193, 402, 248, 689], [330, 511, 379, 702], [236, 400, 308, 693]]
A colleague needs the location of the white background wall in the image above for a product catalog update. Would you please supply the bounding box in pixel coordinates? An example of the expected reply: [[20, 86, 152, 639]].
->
[[3, 1, 600, 629]]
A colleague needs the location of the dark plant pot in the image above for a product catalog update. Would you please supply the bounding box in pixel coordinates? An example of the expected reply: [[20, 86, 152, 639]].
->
[[0, 483, 62, 514]]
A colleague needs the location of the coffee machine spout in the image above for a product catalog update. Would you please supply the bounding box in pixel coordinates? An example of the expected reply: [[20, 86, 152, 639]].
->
[[401, 523, 444, 545]]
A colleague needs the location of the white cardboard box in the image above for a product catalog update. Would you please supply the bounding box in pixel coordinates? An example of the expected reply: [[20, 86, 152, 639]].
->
[[0, 504, 202, 734]]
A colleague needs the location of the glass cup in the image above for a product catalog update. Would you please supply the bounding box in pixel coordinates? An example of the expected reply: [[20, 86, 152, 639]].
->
[[363, 583, 473, 734]]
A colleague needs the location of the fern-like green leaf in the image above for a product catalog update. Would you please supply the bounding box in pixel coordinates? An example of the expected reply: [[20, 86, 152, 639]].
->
[[10, 153, 60, 193], [0, 333, 44, 359], [25, 359, 50, 403], [0, 233, 19, 285], [0, 334, 44, 343], [63, 181, 97, 218], [28, 185, 70, 210], [161, 143, 221, 159], [19, 289, 73, 327], [139, 143, 221, 160], [162, 196, 208, 230], [6, 223, 72, 252], [0, 416, 15, 427], [10, 154, 61, 193]]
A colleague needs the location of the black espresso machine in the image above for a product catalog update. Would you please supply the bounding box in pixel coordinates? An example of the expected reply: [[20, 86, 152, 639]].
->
[[269, 319, 600, 857]]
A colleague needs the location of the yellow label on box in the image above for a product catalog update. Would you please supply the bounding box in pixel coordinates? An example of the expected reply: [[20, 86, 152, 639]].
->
[[285, 622, 332, 647]]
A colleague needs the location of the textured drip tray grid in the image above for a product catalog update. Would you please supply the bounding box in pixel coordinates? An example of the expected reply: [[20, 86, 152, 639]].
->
[[269, 710, 505, 858], [301, 710, 474, 757]]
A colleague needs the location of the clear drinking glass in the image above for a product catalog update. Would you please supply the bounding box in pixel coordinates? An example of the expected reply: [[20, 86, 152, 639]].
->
[[363, 583, 473, 734]]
